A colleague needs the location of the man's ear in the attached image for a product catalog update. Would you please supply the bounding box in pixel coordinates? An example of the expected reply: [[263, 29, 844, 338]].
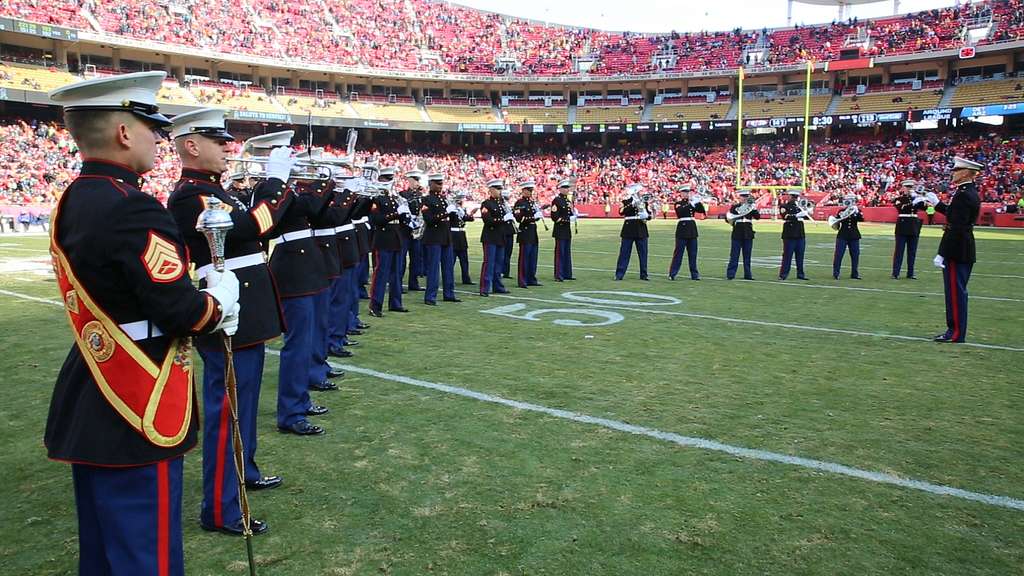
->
[[115, 121, 133, 150]]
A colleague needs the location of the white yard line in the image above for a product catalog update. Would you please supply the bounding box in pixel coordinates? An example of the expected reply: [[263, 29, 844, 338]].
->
[[7, 287, 1023, 513]]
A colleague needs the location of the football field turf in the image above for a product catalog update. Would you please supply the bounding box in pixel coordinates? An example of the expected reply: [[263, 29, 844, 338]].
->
[[1, 218, 1022, 575]]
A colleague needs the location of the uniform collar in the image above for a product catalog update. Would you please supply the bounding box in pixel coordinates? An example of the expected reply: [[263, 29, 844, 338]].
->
[[181, 168, 223, 186], [80, 159, 144, 190]]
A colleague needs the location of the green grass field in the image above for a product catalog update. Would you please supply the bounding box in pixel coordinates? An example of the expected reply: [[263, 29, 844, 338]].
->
[[1, 219, 1022, 575]]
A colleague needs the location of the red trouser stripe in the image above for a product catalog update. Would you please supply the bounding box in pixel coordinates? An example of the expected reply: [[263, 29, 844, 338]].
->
[[369, 249, 380, 307], [949, 260, 961, 341], [157, 460, 170, 576], [518, 244, 526, 285], [212, 392, 230, 527], [480, 244, 489, 295], [554, 241, 560, 279]]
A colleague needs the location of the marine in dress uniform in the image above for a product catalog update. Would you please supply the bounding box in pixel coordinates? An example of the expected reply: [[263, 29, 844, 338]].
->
[[368, 173, 408, 316], [513, 181, 542, 288], [167, 109, 290, 536], [932, 157, 983, 343], [399, 170, 426, 291], [831, 194, 865, 280], [326, 156, 362, 360], [778, 189, 811, 280], [615, 184, 652, 280], [892, 179, 928, 279], [500, 188, 517, 279], [450, 192, 477, 284], [479, 180, 509, 295], [550, 179, 576, 281], [668, 184, 706, 280], [725, 190, 760, 280], [261, 132, 332, 437], [46, 72, 241, 575], [421, 174, 460, 304]]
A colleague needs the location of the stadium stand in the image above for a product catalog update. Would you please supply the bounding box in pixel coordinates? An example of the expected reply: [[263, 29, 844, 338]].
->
[[503, 105, 570, 125], [834, 85, 944, 114], [0, 62, 78, 93], [741, 94, 832, 118], [648, 102, 732, 122], [424, 105, 501, 123], [190, 83, 287, 114], [949, 77, 1024, 107]]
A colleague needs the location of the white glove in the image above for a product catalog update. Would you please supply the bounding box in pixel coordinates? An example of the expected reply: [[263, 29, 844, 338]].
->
[[503, 213, 515, 222], [933, 254, 945, 269], [216, 302, 240, 336], [396, 203, 411, 216], [446, 204, 458, 214], [925, 192, 939, 206], [533, 209, 544, 220], [796, 210, 810, 219], [202, 269, 240, 334], [265, 147, 297, 182]]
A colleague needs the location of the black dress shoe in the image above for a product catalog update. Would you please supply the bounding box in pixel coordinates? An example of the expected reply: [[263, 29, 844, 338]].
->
[[640, 277, 650, 281], [555, 278, 564, 282], [309, 380, 338, 391], [357, 322, 370, 329], [494, 289, 509, 294], [245, 476, 282, 491], [389, 307, 410, 312], [306, 404, 329, 416], [329, 348, 353, 358], [327, 367, 345, 378], [368, 308, 383, 318], [478, 292, 489, 297], [502, 274, 512, 279], [462, 281, 476, 285], [907, 275, 917, 280], [202, 518, 269, 536], [613, 277, 622, 281], [528, 282, 543, 286], [401, 288, 408, 294], [443, 297, 462, 302], [278, 420, 325, 436], [409, 287, 426, 292], [346, 329, 363, 336], [669, 276, 676, 280], [518, 284, 529, 289], [851, 275, 862, 280], [565, 277, 577, 280], [891, 275, 900, 280], [933, 333, 953, 342], [797, 276, 809, 280], [424, 300, 437, 306], [346, 340, 359, 347]]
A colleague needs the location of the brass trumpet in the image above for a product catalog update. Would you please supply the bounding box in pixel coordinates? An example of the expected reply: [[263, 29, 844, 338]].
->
[[224, 156, 335, 181]]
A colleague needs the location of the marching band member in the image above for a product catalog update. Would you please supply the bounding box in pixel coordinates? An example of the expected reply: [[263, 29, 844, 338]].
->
[[167, 109, 292, 536], [725, 190, 760, 280], [931, 157, 983, 343], [513, 180, 542, 288], [450, 192, 477, 284], [399, 169, 425, 292], [614, 183, 652, 280], [668, 184, 706, 281], [265, 131, 332, 437], [47, 72, 241, 574], [778, 189, 810, 281], [421, 173, 460, 304], [831, 194, 864, 280], [368, 166, 407, 316], [892, 179, 928, 279], [550, 178, 576, 281], [500, 187, 517, 279], [479, 179, 509, 295], [328, 164, 364, 359]]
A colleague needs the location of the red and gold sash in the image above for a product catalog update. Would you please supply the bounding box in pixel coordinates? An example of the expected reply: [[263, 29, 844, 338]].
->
[[49, 202, 194, 448]]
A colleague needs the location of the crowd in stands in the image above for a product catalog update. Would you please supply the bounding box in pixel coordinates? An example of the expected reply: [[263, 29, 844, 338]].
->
[[3, 117, 1021, 220], [6, 0, 1024, 77]]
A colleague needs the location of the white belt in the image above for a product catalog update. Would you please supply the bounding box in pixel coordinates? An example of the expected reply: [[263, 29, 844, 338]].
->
[[735, 219, 752, 223], [313, 228, 335, 237], [279, 229, 313, 243], [898, 214, 920, 218], [624, 216, 646, 221], [335, 223, 355, 232], [677, 217, 695, 221], [196, 252, 267, 280], [450, 227, 464, 232], [118, 319, 164, 341]]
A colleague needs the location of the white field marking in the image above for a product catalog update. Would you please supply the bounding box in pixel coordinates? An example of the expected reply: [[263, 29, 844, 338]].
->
[[560, 290, 681, 306], [528, 261, 1024, 303], [6, 286, 1024, 512], [557, 248, 1024, 279], [457, 289, 1024, 353], [269, 349, 1024, 513], [0, 246, 50, 253], [481, 303, 624, 326]]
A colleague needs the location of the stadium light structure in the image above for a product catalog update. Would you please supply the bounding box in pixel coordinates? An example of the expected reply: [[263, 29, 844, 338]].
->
[[788, 0, 891, 25]]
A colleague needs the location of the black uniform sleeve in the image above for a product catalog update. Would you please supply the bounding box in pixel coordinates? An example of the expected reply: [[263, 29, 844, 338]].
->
[[751, 209, 761, 220], [693, 202, 706, 215], [481, 201, 501, 225], [104, 192, 221, 335]]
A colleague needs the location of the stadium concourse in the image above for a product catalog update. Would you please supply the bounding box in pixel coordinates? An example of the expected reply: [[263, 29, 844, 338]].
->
[[3, 0, 1024, 74], [2, 117, 1024, 225]]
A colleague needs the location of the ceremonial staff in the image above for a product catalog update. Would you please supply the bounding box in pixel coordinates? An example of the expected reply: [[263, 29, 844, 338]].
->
[[197, 197, 257, 576]]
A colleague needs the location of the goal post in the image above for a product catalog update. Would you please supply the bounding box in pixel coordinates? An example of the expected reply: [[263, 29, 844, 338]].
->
[[735, 60, 814, 192]]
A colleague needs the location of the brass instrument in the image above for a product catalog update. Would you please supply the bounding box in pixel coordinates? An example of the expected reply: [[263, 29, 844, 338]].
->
[[828, 197, 859, 230], [726, 195, 757, 224], [796, 197, 816, 222], [224, 155, 334, 181]]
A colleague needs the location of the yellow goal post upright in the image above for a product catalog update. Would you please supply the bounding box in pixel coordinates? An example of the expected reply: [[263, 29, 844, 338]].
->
[[734, 60, 815, 209]]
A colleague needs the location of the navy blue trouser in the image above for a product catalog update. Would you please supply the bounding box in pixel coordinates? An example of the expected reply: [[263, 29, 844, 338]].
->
[[615, 237, 648, 279], [455, 248, 472, 283], [893, 234, 919, 277], [779, 238, 807, 279], [424, 244, 456, 301], [357, 254, 369, 298], [278, 295, 314, 428], [502, 234, 515, 276], [669, 238, 699, 279], [200, 344, 264, 529], [517, 243, 538, 286], [73, 457, 184, 575], [309, 288, 331, 387], [328, 269, 353, 351], [348, 261, 362, 329], [833, 238, 860, 278], [726, 239, 753, 279], [941, 259, 973, 342], [400, 236, 423, 289], [554, 238, 573, 279], [370, 249, 402, 310], [479, 243, 505, 294]]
